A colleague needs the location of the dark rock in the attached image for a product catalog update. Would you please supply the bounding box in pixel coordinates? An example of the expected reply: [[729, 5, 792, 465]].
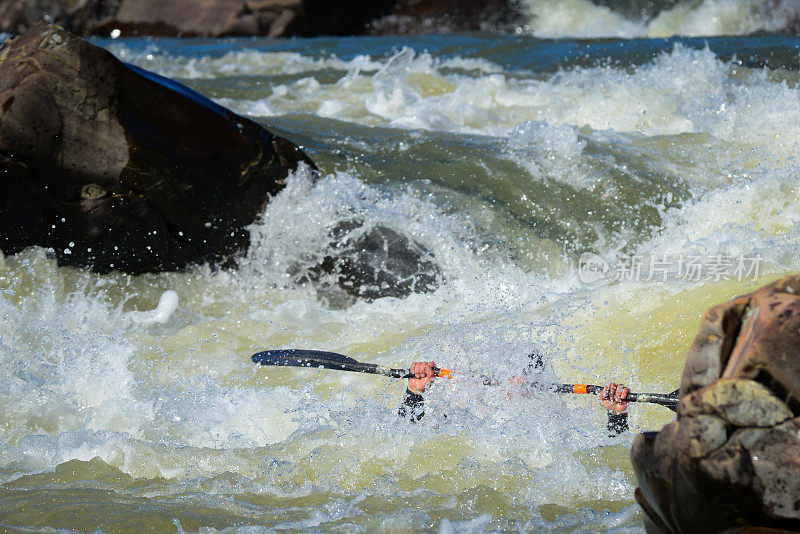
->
[[299, 0, 395, 36], [97, 0, 245, 37], [0, 22, 314, 273], [632, 275, 800, 533], [590, 0, 679, 20], [92, 0, 306, 38], [0, 0, 121, 36], [365, 0, 527, 36], [0, 0, 304, 38], [303, 220, 442, 303], [93, 0, 386, 38], [95, 0, 525, 38], [0, 0, 527, 38]]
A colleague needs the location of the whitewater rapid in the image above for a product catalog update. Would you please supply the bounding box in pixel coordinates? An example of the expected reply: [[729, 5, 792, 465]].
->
[[3, 13, 800, 532]]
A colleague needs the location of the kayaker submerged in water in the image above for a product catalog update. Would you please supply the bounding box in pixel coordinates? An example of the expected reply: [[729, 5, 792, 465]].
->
[[400, 360, 632, 436], [248, 348, 677, 429]]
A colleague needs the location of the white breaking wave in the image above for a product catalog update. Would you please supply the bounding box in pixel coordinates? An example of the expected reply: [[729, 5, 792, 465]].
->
[[109, 44, 502, 80], [521, 0, 800, 38], [197, 45, 800, 173], [112, 42, 800, 178]]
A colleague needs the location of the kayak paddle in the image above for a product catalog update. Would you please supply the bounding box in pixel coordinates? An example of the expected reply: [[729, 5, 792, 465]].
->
[[252, 348, 452, 379], [251, 348, 678, 410]]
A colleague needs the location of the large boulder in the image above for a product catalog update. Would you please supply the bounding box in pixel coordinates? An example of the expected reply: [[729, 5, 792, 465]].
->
[[0, 22, 314, 273], [632, 275, 800, 533]]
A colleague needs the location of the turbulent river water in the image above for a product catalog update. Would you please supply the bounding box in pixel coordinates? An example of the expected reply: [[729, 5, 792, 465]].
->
[[3, 1, 800, 532]]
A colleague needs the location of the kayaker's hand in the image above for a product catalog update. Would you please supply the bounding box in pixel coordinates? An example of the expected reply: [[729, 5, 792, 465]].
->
[[600, 382, 629, 414], [407, 361, 435, 394]]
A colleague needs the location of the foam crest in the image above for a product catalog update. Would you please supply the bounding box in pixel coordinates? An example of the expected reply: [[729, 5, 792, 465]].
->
[[639, 172, 800, 269], [506, 121, 589, 188], [217, 44, 780, 150], [0, 253, 139, 443], [242, 165, 562, 314], [123, 289, 179, 326], [110, 44, 500, 81]]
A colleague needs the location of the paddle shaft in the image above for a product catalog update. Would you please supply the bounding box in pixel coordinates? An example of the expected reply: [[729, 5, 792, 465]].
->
[[549, 383, 677, 407], [485, 379, 676, 408]]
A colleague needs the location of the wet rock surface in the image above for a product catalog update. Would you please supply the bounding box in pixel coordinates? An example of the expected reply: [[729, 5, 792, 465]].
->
[[3, 0, 800, 38], [301, 220, 442, 305], [632, 275, 800, 533], [0, 22, 313, 273]]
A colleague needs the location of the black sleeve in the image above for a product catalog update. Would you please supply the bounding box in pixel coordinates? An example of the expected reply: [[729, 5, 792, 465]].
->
[[607, 411, 628, 436], [398, 388, 424, 422]]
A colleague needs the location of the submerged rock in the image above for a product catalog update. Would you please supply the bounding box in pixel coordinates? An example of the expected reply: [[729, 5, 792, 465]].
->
[[632, 275, 800, 533], [301, 220, 442, 304], [0, 22, 314, 273]]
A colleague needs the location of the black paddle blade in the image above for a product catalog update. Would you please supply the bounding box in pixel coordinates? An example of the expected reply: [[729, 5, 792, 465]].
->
[[251, 348, 410, 378], [252, 349, 361, 368]]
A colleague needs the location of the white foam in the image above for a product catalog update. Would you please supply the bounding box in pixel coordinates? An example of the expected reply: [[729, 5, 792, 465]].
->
[[205, 42, 798, 176], [109, 45, 501, 81], [521, 0, 800, 38], [506, 121, 589, 188], [124, 289, 179, 326], [636, 171, 800, 271], [438, 514, 492, 533]]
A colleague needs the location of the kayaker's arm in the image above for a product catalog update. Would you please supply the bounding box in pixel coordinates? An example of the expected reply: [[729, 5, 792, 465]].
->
[[398, 388, 425, 421], [398, 361, 435, 421], [599, 382, 630, 436]]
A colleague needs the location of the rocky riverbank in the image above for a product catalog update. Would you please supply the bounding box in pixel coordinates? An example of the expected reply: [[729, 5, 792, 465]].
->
[[632, 275, 800, 533], [0, 0, 526, 38]]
